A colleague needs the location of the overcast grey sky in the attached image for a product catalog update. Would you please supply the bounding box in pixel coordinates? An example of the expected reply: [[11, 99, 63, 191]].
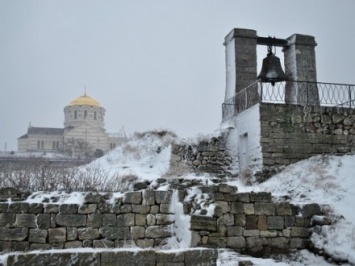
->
[[1, 0, 355, 151]]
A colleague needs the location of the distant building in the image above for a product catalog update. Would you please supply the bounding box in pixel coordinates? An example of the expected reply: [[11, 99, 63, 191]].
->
[[18, 94, 125, 155]]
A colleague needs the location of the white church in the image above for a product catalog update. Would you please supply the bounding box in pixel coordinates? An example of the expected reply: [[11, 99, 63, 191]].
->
[[17, 93, 125, 155]]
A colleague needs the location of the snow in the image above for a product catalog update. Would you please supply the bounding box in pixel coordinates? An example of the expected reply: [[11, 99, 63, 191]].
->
[[1, 132, 355, 265]]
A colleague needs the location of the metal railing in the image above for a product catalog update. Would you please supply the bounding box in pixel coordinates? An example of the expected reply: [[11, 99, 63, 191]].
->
[[222, 80, 355, 121]]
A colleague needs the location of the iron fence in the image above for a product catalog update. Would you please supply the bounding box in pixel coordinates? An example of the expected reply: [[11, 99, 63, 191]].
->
[[222, 80, 355, 121]]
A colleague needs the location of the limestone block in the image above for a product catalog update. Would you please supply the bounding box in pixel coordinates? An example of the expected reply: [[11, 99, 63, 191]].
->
[[159, 204, 172, 214], [284, 216, 295, 228], [156, 251, 184, 263], [66, 227, 77, 241], [123, 191, 142, 204], [29, 203, 44, 214], [87, 214, 102, 228], [8, 202, 29, 213], [131, 226, 145, 239], [0, 241, 11, 252], [135, 214, 147, 226], [290, 238, 308, 249], [48, 228, 66, 243], [30, 243, 50, 250], [260, 230, 277, 237], [83, 240, 92, 247], [227, 226, 243, 236], [276, 202, 293, 216], [0, 213, 15, 227], [235, 214, 246, 226], [246, 236, 267, 248], [267, 216, 284, 230], [78, 204, 97, 214], [250, 192, 271, 202], [132, 204, 151, 214], [243, 230, 260, 237], [150, 205, 160, 214], [155, 214, 174, 225], [15, 214, 36, 228], [184, 249, 218, 265], [237, 193, 250, 203], [218, 184, 237, 193], [99, 227, 131, 240], [155, 191, 172, 204], [227, 236, 246, 249], [214, 201, 230, 217], [190, 215, 217, 231], [291, 227, 309, 237], [93, 239, 115, 248], [64, 241, 82, 248], [44, 204, 59, 213], [136, 238, 155, 248], [37, 214, 50, 229], [230, 202, 244, 214], [120, 204, 132, 213], [102, 214, 116, 227], [117, 213, 135, 227], [207, 236, 226, 248], [0, 227, 28, 241], [245, 215, 258, 230], [143, 189, 155, 205], [268, 237, 288, 249], [59, 204, 78, 214], [29, 229, 47, 243], [84, 192, 102, 203], [56, 214, 86, 227], [254, 203, 275, 216], [243, 204, 255, 215], [282, 229, 291, 237], [78, 228, 99, 240], [145, 225, 172, 238], [302, 203, 321, 218], [115, 239, 136, 248], [257, 215, 267, 230], [0, 203, 8, 213]]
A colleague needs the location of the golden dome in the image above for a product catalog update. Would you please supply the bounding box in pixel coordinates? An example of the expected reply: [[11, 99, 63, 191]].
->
[[68, 94, 101, 107]]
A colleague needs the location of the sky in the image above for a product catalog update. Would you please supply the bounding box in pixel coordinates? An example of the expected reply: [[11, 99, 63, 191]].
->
[[1, 0, 355, 151]]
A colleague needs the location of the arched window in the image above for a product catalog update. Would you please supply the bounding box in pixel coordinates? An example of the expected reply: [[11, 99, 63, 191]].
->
[[74, 110, 77, 119], [94, 111, 97, 120], [84, 110, 87, 119]]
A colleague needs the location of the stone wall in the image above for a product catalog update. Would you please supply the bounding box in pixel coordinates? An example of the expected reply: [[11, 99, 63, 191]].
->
[[259, 103, 355, 176], [3, 249, 218, 266], [170, 134, 233, 176]]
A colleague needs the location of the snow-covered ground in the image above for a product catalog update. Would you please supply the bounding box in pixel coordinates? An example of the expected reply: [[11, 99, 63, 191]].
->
[[1, 133, 355, 265]]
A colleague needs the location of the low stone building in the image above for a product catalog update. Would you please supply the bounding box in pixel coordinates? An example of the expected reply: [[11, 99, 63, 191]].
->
[[18, 93, 125, 155]]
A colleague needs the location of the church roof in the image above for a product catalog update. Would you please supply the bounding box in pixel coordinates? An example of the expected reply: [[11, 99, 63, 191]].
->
[[27, 127, 64, 135], [68, 94, 101, 107]]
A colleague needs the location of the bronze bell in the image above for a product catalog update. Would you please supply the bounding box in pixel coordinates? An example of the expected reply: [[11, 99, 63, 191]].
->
[[257, 47, 289, 86]]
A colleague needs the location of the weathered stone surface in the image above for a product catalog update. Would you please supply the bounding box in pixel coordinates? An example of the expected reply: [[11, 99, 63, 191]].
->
[[66, 227, 77, 241], [227, 226, 243, 236], [0, 213, 15, 227], [78, 228, 99, 240], [267, 216, 284, 230], [250, 192, 271, 202], [190, 215, 216, 231], [117, 213, 135, 227], [246, 236, 267, 248], [254, 203, 275, 215], [156, 251, 184, 263], [243, 204, 254, 215], [84, 192, 102, 203], [0, 240, 11, 252], [0, 227, 28, 241], [155, 191, 172, 204], [15, 214, 36, 228], [78, 204, 97, 214], [245, 215, 258, 230], [230, 202, 244, 214], [145, 226, 171, 238], [235, 214, 246, 226], [290, 238, 308, 249], [11, 241, 29, 251], [123, 192, 142, 204], [227, 236, 246, 248], [29, 229, 47, 243], [302, 203, 321, 218], [48, 227, 66, 243], [214, 201, 230, 216], [30, 243, 50, 250], [29, 203, 44, 214], [131, 226, 145, 239], [156, 214, 174, 225], [260, 230, 277, 237], [64, 241, 82, 248], [237, 193, 250, 203], [243, 230, 260, 237], [102, 214, 116, 227], [8, 202, 29, 213], [268, 237, 288, 249], [185, 249, 218, 265], [284, 216, 295, 228], [135, 214, 147, 226], [159, 204, 172, 214], [87, 213, 102, 228], [146, 214, 156, 226], [59, 204, 78, 214], [132, 204, 151, 214], [142, 189, 155, 205], [99, 227, 131, 240], [276, 202, 293, 216], [56, 214, 86, 227], [291, 227, 309, 237], [93, 239, 115, 248], [36, 213, 50, 229], [257, 215, 267, 230], [136, 238, 155, 248]]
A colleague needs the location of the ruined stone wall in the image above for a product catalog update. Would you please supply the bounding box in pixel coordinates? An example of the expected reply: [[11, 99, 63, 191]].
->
[[170, 134, 233, 176], [260, 103, 355, 176]]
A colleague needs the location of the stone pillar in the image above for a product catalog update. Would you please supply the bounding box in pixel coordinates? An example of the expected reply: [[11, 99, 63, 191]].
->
[[223, 28, 257, 102], [284, 34, 319, 105]]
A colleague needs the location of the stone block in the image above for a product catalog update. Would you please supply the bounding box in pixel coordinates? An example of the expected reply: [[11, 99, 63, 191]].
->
[[243, 204, 254, 215], [254, 203, 275, 215], [291, 227, 309, 237], [227, 236, 246, 249], [143, 189, 155, 205], [260, 230, 277, 237], [302, 203, 321, 218], [184, 249, 218, 265], [155, 191, 172, 204], [243, 230, 259, 237], [0, 213, 15, 227], [250, 192, 271, 202], [0, 227, 28, 241], [103, 214, 116, 227], [145, 225, 172, 238], [245, 215, 258, 230], [235, 214, 246, 226], [115, 239, 136, 248], [29, 229, 47, 243], [268, 237, 289, 249], [78, 204, 97, 214], [132, 204, 151, 214], [156, 214, 174, 225], [223, 193, 239, 202], [120, 204, 132, 213], [78, 228, 99, 240], [214, 201, 230, 217], [230, 202, 244, 214], [99, 227, 131, 240], [12, 241, 29, 251], [48, 227, 66, 243], [267, 216, 284, 230], [246, 236, 266, 248], [156, 251, 184, 263], [159, 204, 172, 214], [83, 240, 93, 247], [117, 213, 135, 227], [131, 226, 145, 239], [190, 230, 201, 247], [207, 236, 226, 248], [67, 227, 77, 241], [64, 241, 82, 248], [59, 204, 78, 214], [282, 229, 291, 237], [190, 215, 216, 231], [276, 202, 292, 216], [290, 238, 308, 249], [123, 191, 142, 204], [136, 238, 155, 248], [218, 184, 236, 193], [30, 243, 50, 250], [15, 214, 37, 228], [87, 213, 102, 228], [237, 193, 250, 203], [93, 239, 115, 248], [84, 192, 102, 203], [146, 214, 156, 226], [7, 202, 29, 213], [227, 226, 243, 236], [136, 214, 147, 226], [150, 205, 159, 214], [37, 213, 50, 229], [0, 241, 11, 252], [257, 215, 267, 230], [284, 216, 295, 228], [44, 204, 59, 213], [29, 203, 44, 214], [56, 214, 86, 227]]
